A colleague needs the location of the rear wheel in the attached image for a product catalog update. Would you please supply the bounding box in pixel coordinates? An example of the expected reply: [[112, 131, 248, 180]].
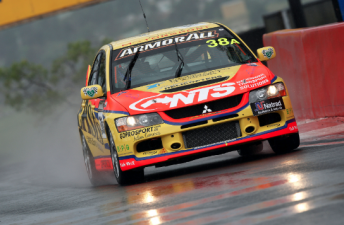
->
[[269, 132, 300, 154], [81, 132, 103, 186], [237, 142, 263, 157], [108, 130, 144, 185]]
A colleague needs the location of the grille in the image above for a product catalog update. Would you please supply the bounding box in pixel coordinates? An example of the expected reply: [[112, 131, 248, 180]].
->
[[183, 121, 241, 149], [164, 94, 243, 119]]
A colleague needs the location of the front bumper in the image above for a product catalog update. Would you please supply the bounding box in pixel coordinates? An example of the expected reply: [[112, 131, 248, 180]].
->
[[116, 118, 298, 171], [104, 90, 298, 171]]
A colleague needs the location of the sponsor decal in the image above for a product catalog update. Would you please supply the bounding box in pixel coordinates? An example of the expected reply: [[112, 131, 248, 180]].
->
[[143, 150, 158, 156], [164, 75, 223, 90], [289, 125, 298, 132], [134, 132, 161, 141], [117, 144, 130, 152], [286, 108, 294, 115], [251, 97, 285, 116], [159, 148, 168, 154], [130, 82, 236, 111], [147, 83, 161, 89], [262, 48, 274, 59], [202, 105, 212, 114], [168, 70, 221, 83], [120, 161, 135, 167], [237, 74, 270, 90], [246, 67, 256, 75], [120, 125, 161, 139], [189, 110, 226, 120], [286, 108, 295, 119], [116, 30, 218, 60], [247, 63, 258, 66], [117, 91, 127, 97], [83, 87, 98, 97], [125, 94, 140, 99]]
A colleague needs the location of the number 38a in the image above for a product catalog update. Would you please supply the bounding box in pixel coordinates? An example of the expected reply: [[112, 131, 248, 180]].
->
[[206, 38, 240, 48]]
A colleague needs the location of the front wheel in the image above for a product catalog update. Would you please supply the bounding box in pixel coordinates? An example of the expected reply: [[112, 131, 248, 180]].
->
[[268, 132, 300, 154], [108, 130, 144, 185]]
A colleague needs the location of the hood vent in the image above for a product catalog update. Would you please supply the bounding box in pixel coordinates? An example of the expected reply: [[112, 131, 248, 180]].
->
[[160, 76, 229, 93]]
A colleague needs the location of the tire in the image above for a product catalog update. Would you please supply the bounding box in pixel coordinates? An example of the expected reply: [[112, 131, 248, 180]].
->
[[268, 132, 300, 154], [108, 130, 144, 186], [80, 132, 103, 186], [237, 142, 263, 157]]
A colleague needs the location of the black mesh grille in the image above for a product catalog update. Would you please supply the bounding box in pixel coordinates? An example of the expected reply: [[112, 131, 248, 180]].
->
[[164, 94, 243, 119], [183, 121, 241, 148]]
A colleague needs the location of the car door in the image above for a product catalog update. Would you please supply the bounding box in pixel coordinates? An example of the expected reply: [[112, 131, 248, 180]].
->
[[79, 51, 107, 155], [88, 51, 108, 154]]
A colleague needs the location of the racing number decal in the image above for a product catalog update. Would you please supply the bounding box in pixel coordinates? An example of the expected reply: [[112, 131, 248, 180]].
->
[[206, 40, 218, 48], [206, 38, 240, 48]]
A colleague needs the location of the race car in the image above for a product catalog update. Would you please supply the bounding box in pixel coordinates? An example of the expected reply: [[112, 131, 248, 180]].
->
[[77, 22, 300, 186]]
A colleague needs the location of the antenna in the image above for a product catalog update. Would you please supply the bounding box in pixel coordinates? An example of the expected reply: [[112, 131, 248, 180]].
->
[[138, 0, 150, 33]]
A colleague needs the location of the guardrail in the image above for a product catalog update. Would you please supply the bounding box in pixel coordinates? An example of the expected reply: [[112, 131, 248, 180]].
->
[[263, 22, 344, 120]]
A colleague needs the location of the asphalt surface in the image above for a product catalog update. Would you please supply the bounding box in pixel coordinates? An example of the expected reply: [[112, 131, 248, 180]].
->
[[1, 140, 344, 225]]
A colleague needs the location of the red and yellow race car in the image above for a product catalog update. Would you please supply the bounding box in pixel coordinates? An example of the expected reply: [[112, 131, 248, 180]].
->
[[77, 22, 299, 186]]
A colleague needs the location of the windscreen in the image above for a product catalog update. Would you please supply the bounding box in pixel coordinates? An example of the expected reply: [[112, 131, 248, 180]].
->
[[111, 27, 257, 92]]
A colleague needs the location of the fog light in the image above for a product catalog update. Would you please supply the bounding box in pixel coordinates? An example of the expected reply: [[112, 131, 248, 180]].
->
[[171, 143, 181, 150], [245, 126, 255, 134]]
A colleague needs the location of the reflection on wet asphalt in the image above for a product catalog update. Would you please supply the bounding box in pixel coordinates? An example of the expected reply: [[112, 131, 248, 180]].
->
[[1, 142, 344, 224]]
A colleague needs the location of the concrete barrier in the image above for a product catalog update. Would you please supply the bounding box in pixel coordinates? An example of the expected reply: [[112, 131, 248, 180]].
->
[[263, 23, 344, 120]]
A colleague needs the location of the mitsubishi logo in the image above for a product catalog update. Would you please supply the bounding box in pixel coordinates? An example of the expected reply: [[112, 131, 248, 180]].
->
[[202, 105, 212, 114]]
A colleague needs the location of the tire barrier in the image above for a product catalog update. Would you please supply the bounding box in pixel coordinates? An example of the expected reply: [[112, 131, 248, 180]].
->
[[263, 23, 344, 120]]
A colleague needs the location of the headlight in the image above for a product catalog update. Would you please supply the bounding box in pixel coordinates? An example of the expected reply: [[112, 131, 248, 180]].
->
[[115, 113, 163, 132], [249, 82, 286, 103]]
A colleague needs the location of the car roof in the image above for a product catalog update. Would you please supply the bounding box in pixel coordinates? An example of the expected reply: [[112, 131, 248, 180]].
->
[[109, 22, 220, 51]]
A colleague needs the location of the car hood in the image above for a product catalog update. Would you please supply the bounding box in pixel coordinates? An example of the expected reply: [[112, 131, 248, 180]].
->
[[111, 63, 275, 115]]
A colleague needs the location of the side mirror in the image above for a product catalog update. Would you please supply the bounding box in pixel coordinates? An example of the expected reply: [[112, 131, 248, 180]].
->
[[257, 47, 276, 61], [80, 84, 104, 100]]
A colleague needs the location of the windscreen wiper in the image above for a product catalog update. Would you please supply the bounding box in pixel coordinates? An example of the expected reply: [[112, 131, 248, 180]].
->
[[123, 50, 140, 90], [174, 42, 185, 78]]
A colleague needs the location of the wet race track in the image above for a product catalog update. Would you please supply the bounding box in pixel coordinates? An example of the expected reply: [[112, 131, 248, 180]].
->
[[1, 140, 344, 225]]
